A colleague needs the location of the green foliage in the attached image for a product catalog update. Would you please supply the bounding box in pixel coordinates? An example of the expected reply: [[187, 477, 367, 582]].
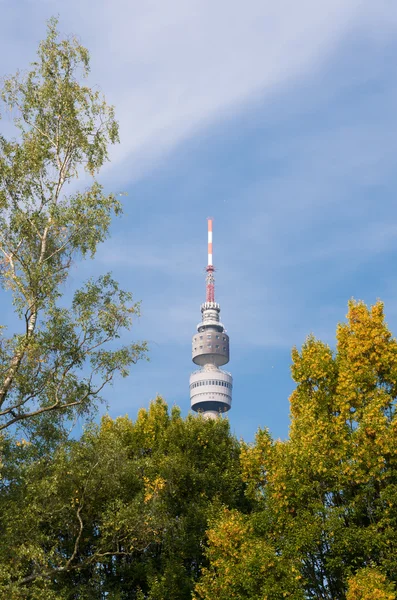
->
[[0, 398, 246, 598], [198, 301, 397, 600], [0, 18, 146, 434]]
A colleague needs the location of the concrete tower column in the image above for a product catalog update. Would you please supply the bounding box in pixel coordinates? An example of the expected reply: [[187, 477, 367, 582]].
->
[[189, 219, 232, 418]]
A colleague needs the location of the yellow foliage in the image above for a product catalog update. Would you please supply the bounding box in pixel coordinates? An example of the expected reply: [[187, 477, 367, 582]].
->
[[195, 509, 304, 600], [347, 568, 396, 600], [143, 476, 166, 503], [236, 300, 397, 599]]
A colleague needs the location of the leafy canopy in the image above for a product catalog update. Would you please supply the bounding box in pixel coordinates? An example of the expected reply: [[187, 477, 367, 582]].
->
[[0, 398, 246, 599], [198, 301, 397, 600]]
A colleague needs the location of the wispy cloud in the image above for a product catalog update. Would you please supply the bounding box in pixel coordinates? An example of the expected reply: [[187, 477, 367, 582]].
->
[[1, 0, 387, 180]]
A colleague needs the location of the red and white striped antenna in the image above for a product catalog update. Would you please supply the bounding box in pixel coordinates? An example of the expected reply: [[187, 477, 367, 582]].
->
[[206, 217, 215, 303], [207, 217, 213, 266]]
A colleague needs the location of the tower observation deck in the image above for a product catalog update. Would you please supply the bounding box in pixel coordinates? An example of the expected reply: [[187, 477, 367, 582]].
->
[[190, 219, 232, 418]]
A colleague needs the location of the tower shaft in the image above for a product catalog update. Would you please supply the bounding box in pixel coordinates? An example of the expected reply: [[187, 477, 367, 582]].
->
[[190, 219, 233, 418]]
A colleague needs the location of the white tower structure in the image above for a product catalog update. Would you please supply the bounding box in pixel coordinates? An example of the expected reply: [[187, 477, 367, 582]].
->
[[189, 218, 233, 418]]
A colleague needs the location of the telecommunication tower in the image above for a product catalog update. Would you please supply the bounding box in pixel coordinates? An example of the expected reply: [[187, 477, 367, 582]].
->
[[189, 219, 233, 418]]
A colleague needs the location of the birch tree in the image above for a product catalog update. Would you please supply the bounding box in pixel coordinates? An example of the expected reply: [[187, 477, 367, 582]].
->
[[0, 18, 146, 435]]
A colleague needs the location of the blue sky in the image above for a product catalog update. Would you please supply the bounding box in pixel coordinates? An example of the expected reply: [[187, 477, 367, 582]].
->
[[1, 1, 397, 441]]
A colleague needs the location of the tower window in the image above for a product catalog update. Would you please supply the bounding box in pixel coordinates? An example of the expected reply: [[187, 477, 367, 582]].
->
[[223, 337, 226, 341], [207, 334, 211, 339], [216, 345, 219, 348], [223, 346, 226, 351], [207, 344, 212, 348], [216, 335, 220, 339]]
